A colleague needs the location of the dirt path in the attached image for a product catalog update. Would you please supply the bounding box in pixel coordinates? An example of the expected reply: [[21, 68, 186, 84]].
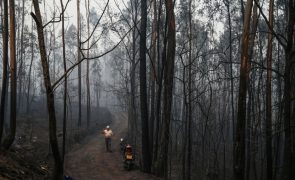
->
[[64, 112, 159, 180]]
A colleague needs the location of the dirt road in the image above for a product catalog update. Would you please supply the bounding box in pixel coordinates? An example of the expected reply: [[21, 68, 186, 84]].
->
[[64, 112, 159, 180]]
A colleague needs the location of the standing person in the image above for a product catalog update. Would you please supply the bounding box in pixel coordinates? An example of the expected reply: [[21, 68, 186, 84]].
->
[[102, 125, 113, 152]]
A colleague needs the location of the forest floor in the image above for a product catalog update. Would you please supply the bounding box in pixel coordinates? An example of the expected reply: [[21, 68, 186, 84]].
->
[[64, 112, 160, 180], [0, 115, 53, 179]]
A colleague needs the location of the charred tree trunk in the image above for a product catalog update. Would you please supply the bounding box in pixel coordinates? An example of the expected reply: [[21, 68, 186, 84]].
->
[[245, 2, 258, 179], [149, 0, 157, 164], [224, 0, 235, 144], [18, 0, 26, 112], [0, 0, 9, 144], [86, 0, 91, 128], [283, 1, 295, 179], [265, 0, 274, 179], [31, 0, 63, 178], [186, 0, 192, 179], [153, 0, 163, 166], [77, 0, 82, 127], [3, 0, 17, 150], [60, 0, 67, 163], [26, 14, 34, 114], [129, 0, 138, 147], [139, 0, 151, 173], [233, 0, 253, 179], [157, 0, 176, 178]]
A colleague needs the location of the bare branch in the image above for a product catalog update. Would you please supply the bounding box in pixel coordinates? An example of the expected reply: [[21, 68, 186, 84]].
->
[[52, 26, 133, 89], [42, 0, 71, 28], [81, 0, 110, 44], [30, 12, 40, 26], [253, 0, 287, 48], [249, 60, 284, 78]]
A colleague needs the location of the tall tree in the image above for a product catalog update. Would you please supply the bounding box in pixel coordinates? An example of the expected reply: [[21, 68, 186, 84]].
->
[[233, 0, 253, 179], [0, 0, 9, 144], [129, 0, 139, 148], [60, 0, 67, 162], [245, 2, 258, 180], [153, 0, 164, 166], [86, 0, 91, 128], [31, 0, 63, 178], [139, 0, 151, 173], [149, 0, 157, 164], [26, 5, 35, 113], [3, 0, 17, 150], [283, 0, 295, 179], [186, 0, 192, 179], [265, 0, 274, 179], [157, 0, 176, 178], [17, 0, 26, 112], [223, 0, 235, 143], [77, 0, 82, 127]]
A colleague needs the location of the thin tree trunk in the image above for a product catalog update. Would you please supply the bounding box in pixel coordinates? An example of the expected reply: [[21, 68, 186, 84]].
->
[[245, 2, 258, 179], [149, 0, 157, 164], [273, 42, 282, 180], [52, 0, 56, 82], [186, 0, 192, 179], [27, 13, 34, 113], [224, 0, 235, 144], [180, 55, 187, 180], [265, 0, 274, 179], [77, 0, 82, 127], [18, 0, 26, 112], [283, 1, 295, 180], [129, 0, 138, 146], [245, 81, 252, 180], [233, 0, 253, 179], [153, 0, 163, 166], [0, 0, 9, 144], [3, 0, 17, 150], [60, 0, 67, 163], [158, 0, 176, 178], [139, 0, 151, 173], [31, 0, 63, 178], [86, 0, 90, 128], [182, 87, 187, 180]]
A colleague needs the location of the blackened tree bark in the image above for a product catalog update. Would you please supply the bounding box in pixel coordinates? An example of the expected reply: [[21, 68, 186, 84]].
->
[[3, 0, 17, 150], [60, 0, 67, 162], [86, 0, 91, 128], [245, 2, 258, 180], [31, 0, 63, 178], [17, 0, 26, 112], [153, 0, 164, 167], [265, 0, 274, 179], [26, 15, 34, 114], [223, 0, 235, 143], [0, 0, 9, 144], [149, 0, 157, 164], [283, 1, 295, 179], [233, 0, 253, 179], [139, 0, 151, 173], [157, 0, 176, 178], [77, 0, 82, 127], [129, 0, 138, 146], [186, 0, 192, 179]]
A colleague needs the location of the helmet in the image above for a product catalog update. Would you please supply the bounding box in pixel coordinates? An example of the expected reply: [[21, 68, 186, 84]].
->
[[106, 125, 110, 129], [126, 144, 131, 148]]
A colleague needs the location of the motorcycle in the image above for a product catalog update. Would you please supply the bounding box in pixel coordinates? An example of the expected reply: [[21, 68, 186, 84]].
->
[[124, 144, 134, 170], [120, 138, 134, 170]]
